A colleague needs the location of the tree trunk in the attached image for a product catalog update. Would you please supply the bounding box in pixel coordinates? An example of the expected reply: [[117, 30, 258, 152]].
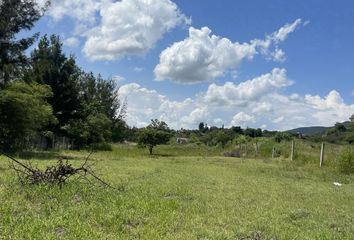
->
[[149, 145, 153, 155]]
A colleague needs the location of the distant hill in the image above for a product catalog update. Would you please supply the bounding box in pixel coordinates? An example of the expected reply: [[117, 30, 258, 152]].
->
[[287, 126, 329, 135]]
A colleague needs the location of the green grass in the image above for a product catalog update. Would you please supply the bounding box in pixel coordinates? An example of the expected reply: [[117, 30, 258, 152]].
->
[[0, 144, 353, 239]]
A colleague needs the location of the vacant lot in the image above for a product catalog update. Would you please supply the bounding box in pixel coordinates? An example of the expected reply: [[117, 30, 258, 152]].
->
[[0, 145, 353, 239]]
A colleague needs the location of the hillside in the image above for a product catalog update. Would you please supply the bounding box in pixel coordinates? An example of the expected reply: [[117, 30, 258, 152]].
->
[[287, 126, 329, 135]]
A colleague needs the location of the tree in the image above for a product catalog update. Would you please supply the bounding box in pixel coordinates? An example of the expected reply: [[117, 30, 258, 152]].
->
[[0, 0, 48, 87], [214, 130, 230, 148], [334, 122, 346, 132], [76, 72, 127, 143], [0, 81, 56, 152], [198, 122, 205, 132], [137, 120, 171, 154], [274, 132, 292, 143], [350, 114, 354, 122], [112, 119, 128, 143], [137, 128, 170, 154], [148, 119, 169, 131], [24, 35, 82, 133]]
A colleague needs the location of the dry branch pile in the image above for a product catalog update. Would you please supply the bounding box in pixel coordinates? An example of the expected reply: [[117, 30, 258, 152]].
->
[[0, 150, 116, 189]]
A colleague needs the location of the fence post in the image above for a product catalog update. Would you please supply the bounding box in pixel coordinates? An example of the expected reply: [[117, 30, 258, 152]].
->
[[320, 143, 325, 167], [291, 140, 295, 161], [272, 147, 275, 158]]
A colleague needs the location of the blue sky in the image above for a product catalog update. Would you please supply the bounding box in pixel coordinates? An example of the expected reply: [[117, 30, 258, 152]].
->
[[28, 0, 354, 130]]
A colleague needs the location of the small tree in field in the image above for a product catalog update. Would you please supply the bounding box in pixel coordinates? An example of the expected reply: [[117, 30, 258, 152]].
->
[[136, 119, 172, 154], [137, 128, 170, 155]]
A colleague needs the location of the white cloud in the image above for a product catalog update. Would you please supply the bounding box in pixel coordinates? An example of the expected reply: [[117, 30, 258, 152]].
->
[[154, 26, 257, 84], [230, 112, 256, 128], [112, 75, 125, 83], [63, 37, 80, 47], [83, 0, 190, 60], [45, 0, 101, 26], [305, 90, 344, 109], [271, 48, 286, 62], [203, 68, 291, 107], [118, 70, 354, 130], [271, 18, 302, 43], [42, 0, 189, 60], [213, 118, 224, 125], [154, 19, 304, 84]]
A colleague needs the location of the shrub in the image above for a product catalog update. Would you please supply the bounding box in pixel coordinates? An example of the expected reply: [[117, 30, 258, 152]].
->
[[90, 142, 112, 151], [338, 148, 354, 174]]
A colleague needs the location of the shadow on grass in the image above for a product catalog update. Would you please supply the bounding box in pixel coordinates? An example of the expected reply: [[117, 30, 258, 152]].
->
[[17, 151, 75, 160], [151, 153, 174, 157]]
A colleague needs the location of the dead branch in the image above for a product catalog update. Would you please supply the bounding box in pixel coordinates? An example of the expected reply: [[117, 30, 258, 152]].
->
[[0, 150, 118, 190]]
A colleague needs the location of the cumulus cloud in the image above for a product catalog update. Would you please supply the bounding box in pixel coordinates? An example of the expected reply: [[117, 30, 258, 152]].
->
[[63, 37, 80, 48], [231, 112, 256, 128], [203, 68, 291, 107], [154, 19, 304, 84], [119, 69, 354, 130], [45, 0, 101, 26], [41, 0, 189, 60], [118, 83, 197, 128]]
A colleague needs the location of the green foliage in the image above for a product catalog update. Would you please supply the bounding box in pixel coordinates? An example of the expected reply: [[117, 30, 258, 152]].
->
[[338, 148, 354, 174], [112, 119, 129, 143], [244, 127, 262, 138], [148, 119, 169, 131], [233, 135, 250, 145], [334, 122, 347, 132], [89, 142, 113, 151], [198, 122, 209, 133], [200, 129, 231, 147], [137, 128, 171, 154], [274, 132, 292, 143], [24, 35, 82, 132], [0, 0, 47, 86], [63, 113, 112, 149], [0, 81, 56, 151], [22, 35, 127, 148]]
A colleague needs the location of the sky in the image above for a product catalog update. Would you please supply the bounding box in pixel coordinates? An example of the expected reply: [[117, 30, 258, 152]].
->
[[29, 0, 354, 130]]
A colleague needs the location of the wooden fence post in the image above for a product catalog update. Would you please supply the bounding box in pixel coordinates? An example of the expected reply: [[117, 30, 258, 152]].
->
[[291, 140, 295, 161], [320, 143, 325, 167], [272, 147, 275, 158]]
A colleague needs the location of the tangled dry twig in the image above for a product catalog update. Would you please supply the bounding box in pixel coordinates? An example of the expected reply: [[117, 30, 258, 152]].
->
[[0, 150, 116, 190]]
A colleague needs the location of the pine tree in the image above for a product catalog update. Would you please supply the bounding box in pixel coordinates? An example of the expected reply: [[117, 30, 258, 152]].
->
[[0, 0, 49, 88]]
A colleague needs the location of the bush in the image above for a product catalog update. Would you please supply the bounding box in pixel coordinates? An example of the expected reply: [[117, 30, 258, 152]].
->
[[338, 148, 354, 174], [274, 132, 292, 143], [89, 142, 112, 151]]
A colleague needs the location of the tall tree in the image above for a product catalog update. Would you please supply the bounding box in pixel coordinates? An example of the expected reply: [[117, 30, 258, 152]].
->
[[25, 34, 82, 133], [0, 0, 48, 88]]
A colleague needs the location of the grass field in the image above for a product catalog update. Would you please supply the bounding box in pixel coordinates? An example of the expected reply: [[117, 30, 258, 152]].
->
[[0, 144, 353, 239]]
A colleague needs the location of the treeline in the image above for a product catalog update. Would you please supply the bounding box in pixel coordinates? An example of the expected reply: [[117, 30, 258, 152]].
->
[[131, 119, 291, 154], [308, 120, 354, 144], [0, 1, 126, 152]]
